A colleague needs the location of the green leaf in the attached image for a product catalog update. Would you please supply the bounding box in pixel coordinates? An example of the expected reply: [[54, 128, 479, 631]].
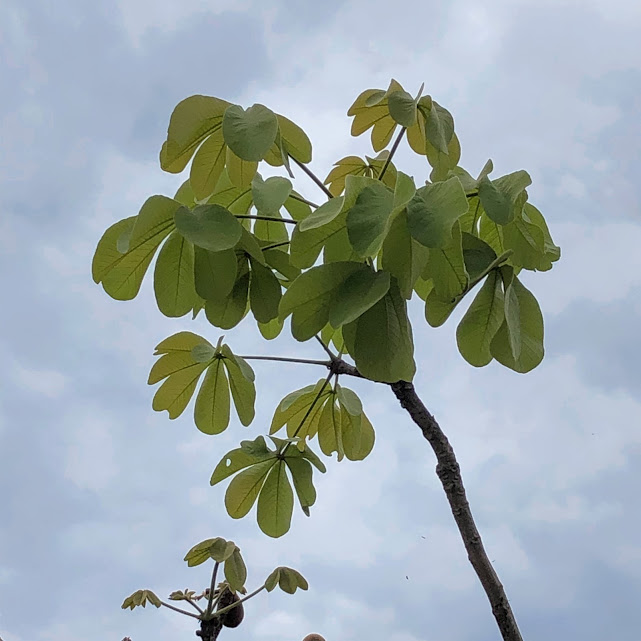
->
[[425, 101, 454, 154], [184, 537, 235, 567], [194, 247, 237, 300], [346, 181, 394, 257], [490, 277, 544, 373], [264, 249, 300, 282], [265, 568, 280, 592], [150, 335, 211, 419], [290, 211, 347, 268], [284, 456, 316, 512], [122, 589, 162, 610], [205, 268, 250, 329], [317, 397, 344, 460], [392, 171, 417, 211], [426, 132, 461, 182], [521, 203, 561, 270], [297, 443, 327, 473], [190, 128, 227, 200], [257, 460, 294, 538], [352, 279, 416, 382], [277, 567, 309, 594], [382, 210, 430, 299], [328, 267, 390, 328], [456, 271, 505, 366], [194, 358, 230, 435], [249, 259, 282, 323], [225, 459, 275, 518], [342, 408, 375, 461], [323, 156, 368, 197], [160, 95, 230, 173], [191, 342, 216, 363], [252, 174, 293, 213], [478, 171, 531, 225], [225, 147, 258, 189], [426, 222, 469, 301], [424, 289, 458, 327], [387, 90, 417, 127], [503, 280, 522, 360], [224, 548, 247, 592], [207, 169, 253, 215], [406, 177, 469, 248], [299, 196, 344, 232], [461, 232, 497, 281], [92, 196, 180, 300], [222, 104, 279, 162], [211, 439, 276, 486], [174, 204, 242, 252], [279, 262, 362, 340], [221, 345, 256, 426], [238, 228, 266, 264], [336, 384, 362, 415], [153, 230, 197, 317], [502, 209, 546, 270], [258, 316, 284, 340], [274, 114, 313, 164]]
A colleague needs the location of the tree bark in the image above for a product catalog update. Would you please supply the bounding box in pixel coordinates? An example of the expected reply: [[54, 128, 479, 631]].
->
[[333, 360, 524, 641]]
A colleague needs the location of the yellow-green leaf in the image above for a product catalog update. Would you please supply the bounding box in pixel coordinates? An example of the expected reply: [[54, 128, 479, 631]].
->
[[257, 460, 294, 538], [194, 358, 230, 435]]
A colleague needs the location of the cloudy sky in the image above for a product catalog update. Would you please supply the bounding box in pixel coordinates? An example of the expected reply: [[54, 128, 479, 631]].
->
[[1, 1, 640, 640]]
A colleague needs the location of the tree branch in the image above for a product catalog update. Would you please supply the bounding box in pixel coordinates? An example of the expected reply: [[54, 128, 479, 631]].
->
[[330, 359, 523, 641]]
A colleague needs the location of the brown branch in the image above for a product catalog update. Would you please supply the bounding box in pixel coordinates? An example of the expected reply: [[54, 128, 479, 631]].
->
[[332, 359, 523, 641]]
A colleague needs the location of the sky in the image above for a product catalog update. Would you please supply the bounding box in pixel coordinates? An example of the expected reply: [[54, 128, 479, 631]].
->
[[1, 1, 640, 640]]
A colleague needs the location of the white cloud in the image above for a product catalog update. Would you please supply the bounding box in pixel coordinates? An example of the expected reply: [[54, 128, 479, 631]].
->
[[14, 366, 67, 399], [63, 416, 117, 492]]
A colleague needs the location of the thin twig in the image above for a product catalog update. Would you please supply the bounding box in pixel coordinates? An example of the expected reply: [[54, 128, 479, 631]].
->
[[261, 240, 291, 251], [291, 157, 334, 200], [290, 193, 320, 209], [235, 215, 297, 225], [237, 355, 330, 367], [212, 585, 266, 618], [314, 335, 336, 360], [206, 562, 220, 617], [159, 600, 201, 619], [378, 127, 406, 181]]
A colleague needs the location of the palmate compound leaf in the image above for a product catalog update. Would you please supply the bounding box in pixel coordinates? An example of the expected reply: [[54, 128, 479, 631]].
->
[[160, 95, 231, 173], [456, 270, 505, 367], [222, 104, 279, 162], [279, 262, 364, 341], [490, 275, 544, 373], [264, 567, 309, 594], [216, 435, 324, 537], [122, 589, 162, 610], [149, 332, 255, 432], [184, 537, 236, 567], [347, 79, 405, 151], [270, 379, 333, 440], [92, 195, 181, 300]]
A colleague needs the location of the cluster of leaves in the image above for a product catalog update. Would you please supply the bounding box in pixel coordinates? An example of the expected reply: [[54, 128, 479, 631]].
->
[[95, 78, 560, 538], [122, 536, 307, 623]]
